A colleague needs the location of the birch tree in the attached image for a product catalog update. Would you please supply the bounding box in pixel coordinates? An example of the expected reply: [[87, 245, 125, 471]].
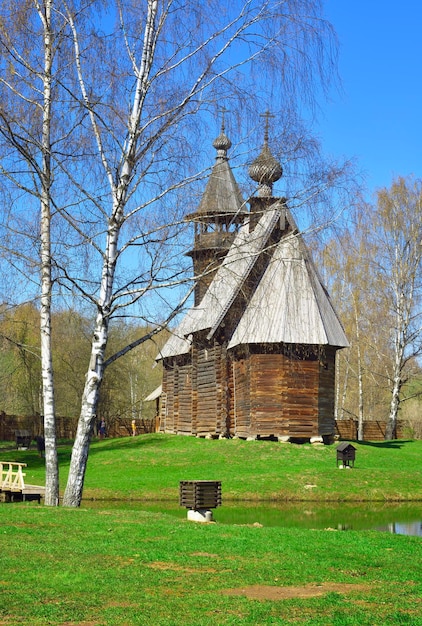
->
[[371, 178, 422, 439], [61, 0, 342, 506], [315, 220, 369, 439], [322, 178, 422, 439], [38, 0, 59, 505], [0, 0, 70, 504]]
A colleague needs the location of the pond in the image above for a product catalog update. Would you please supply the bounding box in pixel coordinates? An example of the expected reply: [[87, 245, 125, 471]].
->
[[82, 499, 422, 536]]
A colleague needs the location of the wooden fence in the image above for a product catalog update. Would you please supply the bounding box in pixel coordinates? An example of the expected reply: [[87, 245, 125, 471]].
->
[[335, 418, 407, 441], [1, 411, 410, 443], [0, 411, 156, 442]]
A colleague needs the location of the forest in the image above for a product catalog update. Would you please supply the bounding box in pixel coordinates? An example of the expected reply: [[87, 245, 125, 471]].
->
[[0, 304, 165, 425]]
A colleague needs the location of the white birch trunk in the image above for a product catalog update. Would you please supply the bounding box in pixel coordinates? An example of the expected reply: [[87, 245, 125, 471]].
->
[[40, 0, 59, 506], [385, 286, 408, 440], [63, 0, 159, 507], [385, 373, 401, 440], [357, 346, 364, 441], [62, 221, 119, 506], [348, 294, 365, 441], [355, 313, 364, 441], [61, 322, 108, 505], [385, 331, 405, 440]]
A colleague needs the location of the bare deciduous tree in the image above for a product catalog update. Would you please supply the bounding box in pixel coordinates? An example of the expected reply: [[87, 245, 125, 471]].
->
[[62, 0, 343, 506], [0, 0, 71, 504], [373, 178, 422, 439], [317, 177, 422, 440]]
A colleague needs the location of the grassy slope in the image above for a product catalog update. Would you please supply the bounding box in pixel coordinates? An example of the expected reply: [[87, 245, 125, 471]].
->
[[1, 435, 422, 625], [2, 433, 421, 502]]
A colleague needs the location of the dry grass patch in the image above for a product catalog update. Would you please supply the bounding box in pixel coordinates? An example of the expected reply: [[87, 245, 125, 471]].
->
[[222, 582, 371, 601], [147, 560, 217, 573]]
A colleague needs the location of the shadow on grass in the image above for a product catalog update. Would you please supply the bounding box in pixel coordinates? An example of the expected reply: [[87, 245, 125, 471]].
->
[[0, 433, 172, 462], [0, 449, 48, 469], [0, 435, 171, 487], [85, 433, 175, 457], [356, 439, 415, 449]]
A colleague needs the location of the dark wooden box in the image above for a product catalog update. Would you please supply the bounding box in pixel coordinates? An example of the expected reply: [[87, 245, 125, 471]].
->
[[179, 480, 222, 509]]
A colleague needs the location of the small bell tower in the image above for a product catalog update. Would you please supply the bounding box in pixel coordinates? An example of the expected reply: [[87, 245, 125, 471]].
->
[[186, 119, 248, 305]]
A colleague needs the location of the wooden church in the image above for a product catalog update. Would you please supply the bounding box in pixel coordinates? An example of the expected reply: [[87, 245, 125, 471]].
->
[[156, 120, 348, 443]]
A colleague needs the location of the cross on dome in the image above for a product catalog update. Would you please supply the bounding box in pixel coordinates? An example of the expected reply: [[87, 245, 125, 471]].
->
[[212, 108, 232, 158], [249, 110, 282, 197]]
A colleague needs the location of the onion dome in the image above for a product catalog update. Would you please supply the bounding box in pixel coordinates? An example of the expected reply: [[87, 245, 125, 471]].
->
[[212, 127, 232, 159], [249, 113, 282, 197]]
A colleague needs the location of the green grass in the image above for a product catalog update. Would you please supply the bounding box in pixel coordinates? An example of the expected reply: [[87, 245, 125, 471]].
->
[[1, 505, 422, 625], [2, 434, 422, 502], [1, 435, 422, 624]]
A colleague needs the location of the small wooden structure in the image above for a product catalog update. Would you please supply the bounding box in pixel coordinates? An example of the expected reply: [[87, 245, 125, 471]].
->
[[156, 122, 348, 443], [180, 480, 222, 522], [15, 430, 32, 449], [336, 443, 356, 467], [0, 462, 45, 503], [180, 480, 222, 510]]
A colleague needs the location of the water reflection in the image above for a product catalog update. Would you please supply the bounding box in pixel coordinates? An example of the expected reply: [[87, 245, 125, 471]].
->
[[212, 502, 422, 536], [82, 499, 422, 536], [376, 521, 422, 536]]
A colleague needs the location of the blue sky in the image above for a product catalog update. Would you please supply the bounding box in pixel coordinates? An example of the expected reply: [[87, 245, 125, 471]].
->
[[317, 1, 422, 198]]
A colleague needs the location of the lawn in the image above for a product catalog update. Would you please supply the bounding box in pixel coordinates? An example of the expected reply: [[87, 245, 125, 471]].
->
[[1, 435, 422, 625], [2, 433, 422, 502]]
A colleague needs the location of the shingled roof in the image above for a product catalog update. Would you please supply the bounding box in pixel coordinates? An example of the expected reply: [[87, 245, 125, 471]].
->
[[157, 203, 348, 360], [185, 126, 246, 222], [191, 204, 282, 337], [228, 209, 348, 348]]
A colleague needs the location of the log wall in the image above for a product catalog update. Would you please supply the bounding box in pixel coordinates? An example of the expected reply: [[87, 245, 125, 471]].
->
[[161, 345, 338, 440], [229, 351, 334, 439], [282, 356, 319, 438], [317, 348, 336, 436], [231, 357, 251, 438], [196, 345, 219, 436], [243, 353, 322, 438], [161, 344, 226, 436], [176, 363, 193, 435], [161, 368, 175, 433], [249, 353, 289, 437]]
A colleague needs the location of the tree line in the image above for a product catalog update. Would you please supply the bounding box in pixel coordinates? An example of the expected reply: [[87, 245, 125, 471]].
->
[[0, 303, 164, 424], [314, 176, 422, 441]]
